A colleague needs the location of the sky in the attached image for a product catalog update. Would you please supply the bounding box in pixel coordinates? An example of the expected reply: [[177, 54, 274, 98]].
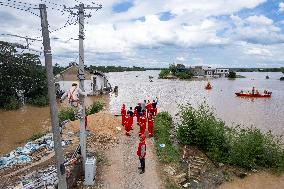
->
[[1, 0, 284, 68]]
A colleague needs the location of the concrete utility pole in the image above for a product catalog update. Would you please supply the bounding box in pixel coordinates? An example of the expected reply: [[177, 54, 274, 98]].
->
[[78, 3, 87, 167], [64, 3, 102, 167], [39, 4, 67, 189]]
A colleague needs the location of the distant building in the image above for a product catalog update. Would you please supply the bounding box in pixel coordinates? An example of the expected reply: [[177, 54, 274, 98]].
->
[[215, 68, 229, 77], [176, 64, 186, 72], [189, 66, 230, 78], [190, 66, 205, 77], [203, 66, 215, 78], [54, 63, 112, 96]]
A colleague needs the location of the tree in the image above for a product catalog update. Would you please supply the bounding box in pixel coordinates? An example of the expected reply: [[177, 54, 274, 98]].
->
[[228, 71, 236, 79], [0, 41, 48, 109]]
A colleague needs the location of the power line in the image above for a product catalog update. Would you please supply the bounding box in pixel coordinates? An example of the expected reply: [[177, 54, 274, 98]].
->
[[0, 1, 39, 17]]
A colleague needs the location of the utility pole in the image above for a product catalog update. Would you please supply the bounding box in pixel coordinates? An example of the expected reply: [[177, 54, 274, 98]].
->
[[64, 3, 102, 167], [39, 4, 67, 189], [78, 3, 87, 167]]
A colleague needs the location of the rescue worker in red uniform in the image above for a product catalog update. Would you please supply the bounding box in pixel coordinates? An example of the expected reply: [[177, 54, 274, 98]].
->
[[139, 111, 147, 136], [135, 103, 142, 124], [137, 134, 146, 174], [152, 98, 158, 116], [148, 112, 154, 137], [124, 111, 131, 136], [121, 104, 126, 126], [146, 100, 152, 118], [129, 107, 134, 130]]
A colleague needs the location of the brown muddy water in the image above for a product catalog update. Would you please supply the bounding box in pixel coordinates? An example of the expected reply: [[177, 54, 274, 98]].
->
[[0, 96, 107, 155], [218, 172, 284, 189]]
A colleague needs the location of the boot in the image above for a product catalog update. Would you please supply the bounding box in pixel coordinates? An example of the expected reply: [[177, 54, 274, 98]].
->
[[139, 170, 145, 174]]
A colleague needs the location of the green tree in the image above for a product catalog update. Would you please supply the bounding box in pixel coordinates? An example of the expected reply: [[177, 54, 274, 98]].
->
[[228, 71, 236, 79], [0, 41, 48, 109]]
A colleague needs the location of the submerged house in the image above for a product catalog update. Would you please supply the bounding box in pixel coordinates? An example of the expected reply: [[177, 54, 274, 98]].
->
[[54, 63, 112, 96], [177, 64, 230, 78]]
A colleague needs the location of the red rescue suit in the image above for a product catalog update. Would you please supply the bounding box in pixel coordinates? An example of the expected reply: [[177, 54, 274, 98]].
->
[[146, 103, 152, 117], [139, 115, 147, 136], [148, 115, 154, 137], [124, 114, 131, 136], [121, 106, 126, 126], [137, 139, 146, 158]]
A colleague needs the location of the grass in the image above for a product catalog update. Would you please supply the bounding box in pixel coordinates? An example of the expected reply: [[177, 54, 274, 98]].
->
[[58, 107, 76, 123], [28, 132, 46, 141], [177, 103, 284, 171], [154, 112, 179, 163], [86, 101, 104, 115], [28, 95, 49, 107]]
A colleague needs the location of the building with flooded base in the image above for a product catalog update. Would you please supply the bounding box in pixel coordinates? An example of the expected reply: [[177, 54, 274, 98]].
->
[[54, 63, 112, 96], [175, 64, 230, 78]]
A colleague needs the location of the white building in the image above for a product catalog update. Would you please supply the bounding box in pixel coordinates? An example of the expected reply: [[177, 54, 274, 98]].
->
[[215, 68, 229, 77]]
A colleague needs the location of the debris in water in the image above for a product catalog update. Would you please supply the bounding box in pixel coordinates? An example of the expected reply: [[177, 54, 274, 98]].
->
[[159, 144, 165, 148]]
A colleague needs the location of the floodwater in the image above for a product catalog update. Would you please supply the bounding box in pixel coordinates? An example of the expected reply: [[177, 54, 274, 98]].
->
[[0, 96, 106, 155], [108, 71, 284, 135], [218, 172, 284, 189], [0, 71, 283, 155]]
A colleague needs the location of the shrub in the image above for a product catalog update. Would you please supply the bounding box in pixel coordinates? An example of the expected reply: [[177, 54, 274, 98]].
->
[[177, 104, 229, 162], [228, 71, 236, 79], [159, 69, 170, 79], [175, 72, 192, 79], [177, 103, 284, 171], [86, 101, 104, 115], [154, 112, 179, 163], [3, 96, 21, 110], [28, 132, 45, 141], [28, 95, 49, 107], [58, 107, 75, 123], [228, 128, 284, 170]]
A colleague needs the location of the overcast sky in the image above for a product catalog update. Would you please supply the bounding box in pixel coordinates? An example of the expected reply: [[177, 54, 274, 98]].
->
[[1, 0, 284, 68]]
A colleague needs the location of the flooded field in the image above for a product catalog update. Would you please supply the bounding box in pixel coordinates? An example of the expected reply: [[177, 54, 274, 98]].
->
[[0, 71, 283, 155], [108, 71, 284, 135], [0, 95, 108, 155]]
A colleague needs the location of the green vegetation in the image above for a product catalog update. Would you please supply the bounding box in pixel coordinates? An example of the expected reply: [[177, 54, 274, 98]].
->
[[53, 63, 66, 75], [89, 65, 145, 73], [58, 101, 104, 123], [228, 71, 236, 79], [177, 103, 284, 171], [58, 107, 76, 123], [159, 69, 170, 78], [159, 64, 193, 79], [28, 132, 46, 141], [154, 112, 179, 163], [86, 101, 104, 115], [0, 41, 48, 110], [3, 96, 21, 110], [27, 95, 49, 107], [165, 181, 182, 189]]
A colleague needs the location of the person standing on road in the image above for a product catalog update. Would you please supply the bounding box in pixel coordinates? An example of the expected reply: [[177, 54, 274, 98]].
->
[[148, 112, 154, 137], [129, 107, 134, 130], [121, 104, 126, 126], [135, 103, 142, 124], [141, 100, 146, 111], [137, 134, 146, 174]]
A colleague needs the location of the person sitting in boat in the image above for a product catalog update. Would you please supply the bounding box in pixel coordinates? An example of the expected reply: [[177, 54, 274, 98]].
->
[[256, 90, 259, 95], [240, 90, 244, 94], [206, 82, 211, 88], [252, 87, 255, 95]]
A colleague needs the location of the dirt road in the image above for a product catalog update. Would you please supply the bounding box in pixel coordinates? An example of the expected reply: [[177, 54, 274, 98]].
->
[[98, 120, 163, 189]]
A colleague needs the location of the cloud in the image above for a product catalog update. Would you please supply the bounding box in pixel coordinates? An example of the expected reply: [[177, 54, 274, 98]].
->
[[176, 56, 185, 61], [1, 0, 284, 68], [279, 2, 284, 12], [228, 15, 284, 44]]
